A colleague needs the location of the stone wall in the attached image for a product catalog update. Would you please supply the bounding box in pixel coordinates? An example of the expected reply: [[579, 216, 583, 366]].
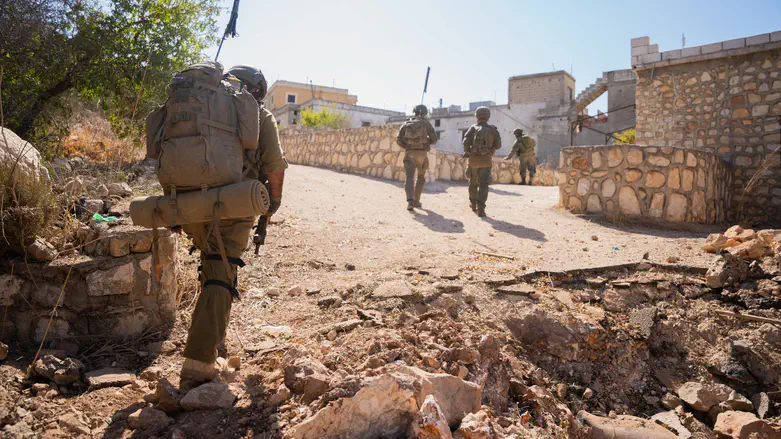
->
[[0, 225, 177, 342], [632, 33, 781, 222], [558, 144, 731, 224], [281, 126, 527, 184]]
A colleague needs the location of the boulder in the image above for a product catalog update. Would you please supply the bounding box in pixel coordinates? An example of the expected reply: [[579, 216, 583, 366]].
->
[[677, 382, 733, 412], [454, 409, 494, 439], [180, 383, 236, 410], [724, 226, 745, 240], [576, 411, 677, 439], [90, 184, 109, 199], [291, 374, 418, 439], [0, 128, 49, 181], [752, 393, 771, 419], [728, 239, 769, 261], [127, 407, 171, 431], [107, 182, 133, 197], [504, 307, 602, 361], [650, 410, 691, 439], [725, 390, 754, 412], [757, 229, 781, 246], [34, 355, 83, 385], [713, 411, 780, 438], [679, 413, 717, 439], [84, 368, 135, 388], [703, 234, 740, 253], [705, 253, 747, 289], [284, 358, 332, 402], [662, 393, 684, 410], [26, 238, 57, 262], [411, 395, 453, 439]]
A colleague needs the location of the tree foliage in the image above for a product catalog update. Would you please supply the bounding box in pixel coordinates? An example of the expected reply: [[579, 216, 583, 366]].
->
[[614, 128, 636, 144], [300, 106, 350, 129], [0, 0, 220, 146]]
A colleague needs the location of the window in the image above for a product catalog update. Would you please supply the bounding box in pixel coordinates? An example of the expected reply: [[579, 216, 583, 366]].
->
[[271, 96, 275, 105], [434, 119, 441, 127], [286, 93, 297, 104], [361, 121, 371, 128], [293, 110, 299, 116], [567, 87, 573, 102]]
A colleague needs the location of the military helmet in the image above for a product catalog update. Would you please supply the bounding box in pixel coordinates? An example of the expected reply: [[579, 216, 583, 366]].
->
[[413, 105, 428, 116], [513, 128, 524, 136], [475, 106, 491, 121], [227, 65, 268, 101]]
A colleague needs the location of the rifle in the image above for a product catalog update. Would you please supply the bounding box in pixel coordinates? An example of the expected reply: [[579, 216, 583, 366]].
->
[[253, 178, 271, 254]]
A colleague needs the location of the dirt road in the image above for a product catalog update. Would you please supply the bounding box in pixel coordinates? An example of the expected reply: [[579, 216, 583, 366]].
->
[[270, 164, 717, 273]]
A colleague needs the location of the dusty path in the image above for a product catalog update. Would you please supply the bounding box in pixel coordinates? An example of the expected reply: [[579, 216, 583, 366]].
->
[[270, 164, 717, 273]]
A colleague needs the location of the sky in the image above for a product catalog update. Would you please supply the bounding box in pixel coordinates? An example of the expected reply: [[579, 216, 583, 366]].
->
[[209, 0, 781, 115]]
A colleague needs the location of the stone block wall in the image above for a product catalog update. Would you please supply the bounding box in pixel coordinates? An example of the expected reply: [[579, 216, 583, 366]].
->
[[632, 34, 781, 222], [0, 226, 177, 342], [558, 145, 731, 224], [281, 126, 527, 184]]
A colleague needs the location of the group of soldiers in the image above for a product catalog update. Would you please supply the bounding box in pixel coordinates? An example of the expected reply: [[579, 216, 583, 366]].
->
[[156, 68, 534, 389], [396, 105, 537, 217]]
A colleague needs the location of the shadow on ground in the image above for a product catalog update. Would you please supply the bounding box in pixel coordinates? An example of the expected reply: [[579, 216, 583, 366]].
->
[[100, 373, 279, 439], [480, 216, 547, 242], [409, 208, 465, 234]]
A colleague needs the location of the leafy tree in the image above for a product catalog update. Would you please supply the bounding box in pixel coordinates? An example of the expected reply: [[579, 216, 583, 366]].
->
[[300, 106, 350, 129], [0, 0, 220, 144], [614, 128, 636, 144]]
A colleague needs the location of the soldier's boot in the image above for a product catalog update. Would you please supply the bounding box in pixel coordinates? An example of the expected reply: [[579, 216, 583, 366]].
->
[[407, 200, 414, 211], [413, 177, 425, 208], [477, 205, 487, 217], [470, 200, 477, 212], [413, 201, 423, 208], [179, 357, 217, 392]]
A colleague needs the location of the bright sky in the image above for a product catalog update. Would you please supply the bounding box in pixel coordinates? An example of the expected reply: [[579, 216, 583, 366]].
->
[[209, 0, 781, 115]]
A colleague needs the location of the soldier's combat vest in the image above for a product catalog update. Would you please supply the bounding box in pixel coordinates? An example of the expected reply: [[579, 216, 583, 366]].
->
[[472, 124, 497, 155], [402, 118, 430, 150], [146, 61, 259, 194]]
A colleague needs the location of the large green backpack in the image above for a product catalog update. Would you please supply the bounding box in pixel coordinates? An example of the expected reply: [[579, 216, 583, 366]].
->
[[472, 124, 497, 155], [402, 117, 430, 149], [146, 61, 259, 194]]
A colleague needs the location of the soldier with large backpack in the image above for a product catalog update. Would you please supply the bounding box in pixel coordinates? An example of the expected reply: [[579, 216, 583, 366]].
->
[[504, 128, 537, 185], [396, 104, 438, 211], [462, 106, 501, 217], [141, 61, 287, 390]]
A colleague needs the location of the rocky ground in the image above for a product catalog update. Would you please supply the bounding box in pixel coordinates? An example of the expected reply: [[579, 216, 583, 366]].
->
[[1, 162, 781, 439]]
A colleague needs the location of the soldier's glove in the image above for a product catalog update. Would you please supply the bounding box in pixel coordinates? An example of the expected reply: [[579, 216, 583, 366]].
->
[[462, 152, 471, 159]]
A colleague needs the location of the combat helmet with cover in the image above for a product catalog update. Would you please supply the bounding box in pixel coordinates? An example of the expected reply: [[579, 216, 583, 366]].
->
[[513, 128, 524, 136], [475, 106, 491, 121], [226, 65, 268, 102], [413, 104, 428, 117]]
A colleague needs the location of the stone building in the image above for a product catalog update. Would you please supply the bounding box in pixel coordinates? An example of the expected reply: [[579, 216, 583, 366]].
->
[[571, 69, 637, 146], [632, 31, 781, 222]]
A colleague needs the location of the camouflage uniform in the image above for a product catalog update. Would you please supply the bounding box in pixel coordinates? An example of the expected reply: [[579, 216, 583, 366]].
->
[[396, 106, 437, 210], [182, 106, 287, 366], [463, 107, 501, 216], [506, 131, 537, 185]]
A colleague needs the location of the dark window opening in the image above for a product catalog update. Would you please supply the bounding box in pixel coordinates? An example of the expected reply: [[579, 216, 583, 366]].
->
[[293, 110, 299, 116], [287, 94, 296, 103], [435, 119, 441, 127], [361, 121, 371, 127]]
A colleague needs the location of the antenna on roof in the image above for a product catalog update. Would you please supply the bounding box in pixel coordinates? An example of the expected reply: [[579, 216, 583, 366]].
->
[[552, 63, 556, 71], [682, 33, 686, 48]]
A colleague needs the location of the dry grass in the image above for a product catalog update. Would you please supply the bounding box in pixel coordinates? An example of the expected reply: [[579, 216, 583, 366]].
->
[[63, 110, 143, 165], [0, 164, 59, 254]]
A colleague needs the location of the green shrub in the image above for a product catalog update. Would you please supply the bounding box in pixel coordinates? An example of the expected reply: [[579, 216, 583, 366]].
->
[[614, 129, 636, 144], [300, 106, 350, 129]]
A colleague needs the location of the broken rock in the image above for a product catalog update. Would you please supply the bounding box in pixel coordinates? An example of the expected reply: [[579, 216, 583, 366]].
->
[[677, 382, 733, 412], [728, 239, 769, 261], [26, 238, 58, 262], [180, 383, 236, 410], [651, 410, 692, 439], [714, 410, 780, 439], [284, 358, 332, 403], [411, 395, 453, 439], [107, 182, 133, 197], [149, 378, 181, 413], [725, 390, 754, 412], [454, 409, 494, 439], [705, 252, 747, 288], [577, 411, 677, 439], [752, 393, 771, 419], [85, 368, 135, 389], [127, 407, 171, 431]]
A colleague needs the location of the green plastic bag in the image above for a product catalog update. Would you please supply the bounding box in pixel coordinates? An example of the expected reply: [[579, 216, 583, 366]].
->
[[92, 212, 119, 222]]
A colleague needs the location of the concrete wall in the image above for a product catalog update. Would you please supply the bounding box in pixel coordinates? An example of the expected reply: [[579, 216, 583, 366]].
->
[[508, 71, 576, 106], [559, 144, 731, 224], [280, 125, 526, 184], [632, 33, 781, 223], [0, 226, 178, 342]]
